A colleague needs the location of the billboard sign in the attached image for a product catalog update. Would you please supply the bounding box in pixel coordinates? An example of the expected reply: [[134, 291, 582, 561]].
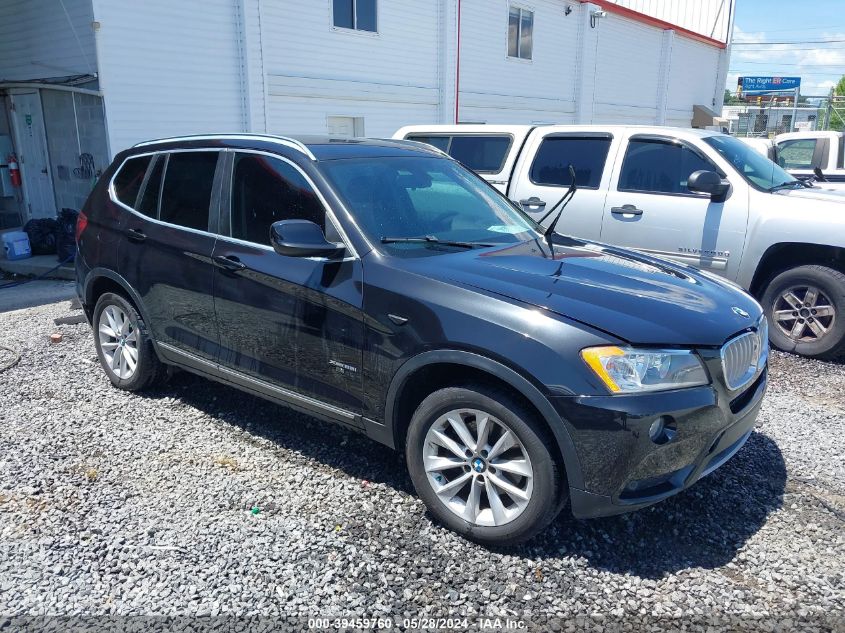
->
[[737, 76, 801, 103]]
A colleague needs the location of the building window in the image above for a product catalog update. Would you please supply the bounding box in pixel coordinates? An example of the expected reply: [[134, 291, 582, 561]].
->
[[508, 6, 533, 60], [333, 0, 377, 32]]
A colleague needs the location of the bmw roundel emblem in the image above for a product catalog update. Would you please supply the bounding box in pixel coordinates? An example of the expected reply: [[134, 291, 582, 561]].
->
[[732, 306, 750, 319], [471, 458, 486, 473]]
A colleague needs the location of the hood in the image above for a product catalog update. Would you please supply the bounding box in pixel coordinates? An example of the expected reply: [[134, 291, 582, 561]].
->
[[776, 187, 845, 203], [404, 237, 762, 347]]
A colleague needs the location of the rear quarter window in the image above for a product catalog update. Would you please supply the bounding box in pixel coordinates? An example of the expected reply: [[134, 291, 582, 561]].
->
[[529, 136, 612, 188], [112, 155, 152, 208]]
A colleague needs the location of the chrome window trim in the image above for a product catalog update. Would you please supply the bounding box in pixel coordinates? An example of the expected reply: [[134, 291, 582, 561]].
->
[[108, 148, 223, 240], [225, 148, 359, 261], [132, 134, 317, 161]]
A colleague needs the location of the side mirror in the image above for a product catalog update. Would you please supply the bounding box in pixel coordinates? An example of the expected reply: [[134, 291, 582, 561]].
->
[[270, 219, 345, 259], [687, 170, 731, 203]]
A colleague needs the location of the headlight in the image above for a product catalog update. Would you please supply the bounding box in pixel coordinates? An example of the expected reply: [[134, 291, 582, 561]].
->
[[581, 346, 709, 394]]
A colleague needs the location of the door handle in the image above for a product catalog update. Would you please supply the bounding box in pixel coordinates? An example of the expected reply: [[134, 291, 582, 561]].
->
[[519, 196, 546, 209], [610, 204, 644, 216], [213, 254, 247, 271], [125, 228, 146, 242]]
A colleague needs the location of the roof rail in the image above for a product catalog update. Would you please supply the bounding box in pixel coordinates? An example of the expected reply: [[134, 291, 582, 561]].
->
[[390, 138, 451, 159], [132, 134, 316, 160]]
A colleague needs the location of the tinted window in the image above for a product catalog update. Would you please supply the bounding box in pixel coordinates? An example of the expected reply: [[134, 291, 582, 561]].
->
[[618, 140, 714, 195], [159, 152, 219, 231], [333, 0, 353, 28], [529, 137, 611, 188], [137, 155, 164, 218], [230, 153, 325, 244], [322, 155, 539, 257], [406, 135, 512, 173], [113, 156, 151, 208], [777, 139, 817, 169], [449, 136, 512, 173]]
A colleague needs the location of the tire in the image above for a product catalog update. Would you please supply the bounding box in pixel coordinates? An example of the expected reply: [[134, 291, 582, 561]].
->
[[93, 292, 165, 391], [761, 265, 845, 360], [406, 385, 563, 546]]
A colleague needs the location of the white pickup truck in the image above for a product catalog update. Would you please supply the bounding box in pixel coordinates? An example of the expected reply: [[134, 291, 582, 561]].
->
[[394, 124, 845, 359]]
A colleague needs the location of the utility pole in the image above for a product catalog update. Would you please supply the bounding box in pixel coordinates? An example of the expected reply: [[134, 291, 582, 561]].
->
[[790, 87, 799, 132]]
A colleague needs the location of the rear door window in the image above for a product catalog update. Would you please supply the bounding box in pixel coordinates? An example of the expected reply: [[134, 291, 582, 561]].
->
[[406, 134, 512, 173], [618, 139, 715, 195], [137, 155, 164, 218], [529, 136, 612, 189], [159, 152, 220, 232], [113, 155, 152, 208]]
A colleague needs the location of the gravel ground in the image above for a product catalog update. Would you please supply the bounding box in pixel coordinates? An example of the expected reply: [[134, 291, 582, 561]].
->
[[0, 295, 843, 632]]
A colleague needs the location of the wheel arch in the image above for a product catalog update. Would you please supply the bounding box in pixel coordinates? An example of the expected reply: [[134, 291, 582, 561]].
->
[[384, 349, 585, 490], [84, 269, 152, 329], [749, 242, 845, 297]]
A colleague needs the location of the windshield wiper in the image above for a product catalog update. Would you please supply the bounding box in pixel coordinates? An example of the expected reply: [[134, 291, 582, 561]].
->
[[380, 235, 496, 249], [768, 181, 802, 193]]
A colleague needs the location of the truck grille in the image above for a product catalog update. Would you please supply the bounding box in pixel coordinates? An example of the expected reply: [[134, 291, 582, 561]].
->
[[721, 318, 769, 391]]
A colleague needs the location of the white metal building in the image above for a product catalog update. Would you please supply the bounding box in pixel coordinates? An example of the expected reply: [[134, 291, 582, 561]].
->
[[0, 0, 735, 228]]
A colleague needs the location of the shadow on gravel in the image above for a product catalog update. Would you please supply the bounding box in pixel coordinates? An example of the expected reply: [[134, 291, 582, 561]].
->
[[523, 431, 787, 578], [145, 371, 415, 493], [144, 371, 786, 579]]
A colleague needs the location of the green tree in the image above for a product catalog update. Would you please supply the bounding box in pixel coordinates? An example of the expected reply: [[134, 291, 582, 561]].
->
[[828, 75, 845, 131]]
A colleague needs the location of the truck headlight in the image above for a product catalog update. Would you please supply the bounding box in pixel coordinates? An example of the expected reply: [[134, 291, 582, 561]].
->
[[581, 346, 709, 394]]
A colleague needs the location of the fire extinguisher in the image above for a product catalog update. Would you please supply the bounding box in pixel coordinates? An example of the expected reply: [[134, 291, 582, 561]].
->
[[8, 154, 21, 187]]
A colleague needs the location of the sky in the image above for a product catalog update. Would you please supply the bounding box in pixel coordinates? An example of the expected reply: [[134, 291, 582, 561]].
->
[[727, 0, 845, 97]]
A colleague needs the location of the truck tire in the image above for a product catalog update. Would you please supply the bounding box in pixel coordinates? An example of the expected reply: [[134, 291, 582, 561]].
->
[[405, 385, 562, 546], [761, 265, 845, 360]]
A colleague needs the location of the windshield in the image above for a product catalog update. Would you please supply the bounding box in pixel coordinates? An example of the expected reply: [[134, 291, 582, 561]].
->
[[703, 134, 798, 191], [320, 156, 542, 255]]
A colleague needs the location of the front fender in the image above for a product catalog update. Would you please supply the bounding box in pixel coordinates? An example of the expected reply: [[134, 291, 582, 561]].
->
[[381, 348, 585, 490]]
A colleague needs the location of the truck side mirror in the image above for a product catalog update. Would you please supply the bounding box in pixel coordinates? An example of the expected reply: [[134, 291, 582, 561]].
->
[[687, 170, 731, 203]]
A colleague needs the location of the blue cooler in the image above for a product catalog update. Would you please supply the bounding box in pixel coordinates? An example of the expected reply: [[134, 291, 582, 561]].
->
[[2, 230, 32, 260]]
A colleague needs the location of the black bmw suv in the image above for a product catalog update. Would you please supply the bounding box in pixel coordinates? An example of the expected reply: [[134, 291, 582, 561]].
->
[[76, 134, 768, 545]]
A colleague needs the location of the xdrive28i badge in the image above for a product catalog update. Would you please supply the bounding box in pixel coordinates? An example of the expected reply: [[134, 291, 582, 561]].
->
[[732, 306, 750, 319]]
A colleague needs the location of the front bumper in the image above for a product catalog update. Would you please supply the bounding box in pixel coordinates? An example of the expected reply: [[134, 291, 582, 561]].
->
[[553, 359, 767, 519]]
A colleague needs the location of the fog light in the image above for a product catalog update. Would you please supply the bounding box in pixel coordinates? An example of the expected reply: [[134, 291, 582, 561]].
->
[[649, 417, 666, 442]]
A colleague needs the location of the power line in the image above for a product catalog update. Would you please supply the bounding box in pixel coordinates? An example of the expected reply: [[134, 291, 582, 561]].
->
[[731, 62, 845, 67], [730, 45, 845, 52], [731, 38, 845, 45]]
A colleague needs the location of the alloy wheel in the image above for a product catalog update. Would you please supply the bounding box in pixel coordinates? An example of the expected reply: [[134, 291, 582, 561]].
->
[[423, 408, 534, 527], [772, 285, 836, 343], [98, 304, 139, 380]]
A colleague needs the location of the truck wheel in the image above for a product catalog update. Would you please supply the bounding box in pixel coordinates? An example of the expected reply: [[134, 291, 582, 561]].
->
[[405, 385, 562, 546], [761, 265, 845, 360]]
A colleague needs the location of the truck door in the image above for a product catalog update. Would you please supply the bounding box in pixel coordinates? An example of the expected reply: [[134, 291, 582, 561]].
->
[[507, 130, 618, 240], [600, 133, 749, 281]]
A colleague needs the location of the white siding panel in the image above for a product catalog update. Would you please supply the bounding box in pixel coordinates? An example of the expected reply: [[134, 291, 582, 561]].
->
[[667, 37, 722, 112], [458, 0, 577, 124], [592, 15, 662, 123], [267, 95, 437, 138], [0, 0, 96, 80], [260, 0, 442, 136], [91, 0, 246, 155]]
